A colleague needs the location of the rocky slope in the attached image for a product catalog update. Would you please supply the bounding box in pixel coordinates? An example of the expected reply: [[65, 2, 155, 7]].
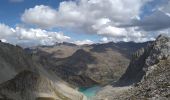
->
[[0, 42, 39, 83], [0, 41, 86, 100], [117, 35, 170, 86], [0, 70, 86, 100], [30, 42, 149, 87], [95, 35, 170, 100]]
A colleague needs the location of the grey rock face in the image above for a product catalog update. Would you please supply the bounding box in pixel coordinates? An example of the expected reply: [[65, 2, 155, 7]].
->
[[95, 35, 170, 100], [145, 35, 170, 67], [117, 35, 170, 86], [104, 35, 170, 100]]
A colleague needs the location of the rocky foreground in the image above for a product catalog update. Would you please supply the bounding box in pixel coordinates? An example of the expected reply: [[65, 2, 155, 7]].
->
[[95, 35, 170, 100]]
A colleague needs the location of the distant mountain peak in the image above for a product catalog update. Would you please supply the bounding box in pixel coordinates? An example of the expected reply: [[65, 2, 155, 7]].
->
[[55, 42, 77, 46]]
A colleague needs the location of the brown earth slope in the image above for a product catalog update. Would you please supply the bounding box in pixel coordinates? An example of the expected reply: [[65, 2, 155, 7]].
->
[[30, 42, 149, 87]]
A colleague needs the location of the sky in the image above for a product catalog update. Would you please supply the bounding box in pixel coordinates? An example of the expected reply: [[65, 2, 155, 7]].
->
[[0, 0, 170, 46]]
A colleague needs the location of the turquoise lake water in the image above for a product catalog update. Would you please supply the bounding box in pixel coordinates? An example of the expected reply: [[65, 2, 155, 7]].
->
[[79, 86, 101, 100]]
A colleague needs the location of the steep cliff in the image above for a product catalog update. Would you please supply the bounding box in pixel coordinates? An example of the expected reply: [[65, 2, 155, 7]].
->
[[95, 35, 170, 100], [118, 35, 170, 86]]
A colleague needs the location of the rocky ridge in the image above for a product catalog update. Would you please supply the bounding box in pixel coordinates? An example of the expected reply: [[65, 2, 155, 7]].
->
[[118, 35, 170, 86], [95, 35, 170, 100]]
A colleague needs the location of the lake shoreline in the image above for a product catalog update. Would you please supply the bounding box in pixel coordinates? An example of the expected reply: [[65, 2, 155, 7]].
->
[[78, 85, 102, 99]]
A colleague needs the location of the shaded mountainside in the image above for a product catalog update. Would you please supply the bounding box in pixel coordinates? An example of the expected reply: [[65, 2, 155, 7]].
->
[[0, 41, 86, 100], [30, 42, 149, 87], [90, 41, 149, 58], [117, 35, 170, 86], [95, 35, 170, 100], [50, 49, 99, 87], [0, 42, 39, 83], [117, 35, 170, 99], [0, 70, 86, 100]]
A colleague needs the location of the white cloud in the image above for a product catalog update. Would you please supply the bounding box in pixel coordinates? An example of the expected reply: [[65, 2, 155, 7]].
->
[[15, 27, 71, 45], [21, 0, 152, 41], [100, 27, 155, 43], [0, 23, 70, 46], [74, 39, 94, 45], [100, 37, 109, 43], [0, 24, 14, 38], [97, 26, 127, 37], [22, 5, 57, 28]]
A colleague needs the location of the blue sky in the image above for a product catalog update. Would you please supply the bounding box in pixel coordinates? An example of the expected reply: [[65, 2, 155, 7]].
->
[[140, 0, 167, 18], [0, 0, 101, 42], [0, 0, 63, 26], [0, 0, 170, 46]]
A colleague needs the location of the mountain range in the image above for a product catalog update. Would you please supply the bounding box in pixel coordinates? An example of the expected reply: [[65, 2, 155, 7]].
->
[[28, 41, 149, 87], [0, 35, 169, 100]]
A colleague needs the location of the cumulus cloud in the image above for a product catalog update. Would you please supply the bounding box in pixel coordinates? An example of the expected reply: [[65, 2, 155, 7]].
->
[[0, 23, 70, 47], [74, 39, 94, 45], [22, 0, 151, 28], [20, 0, 170, 43], [100, 27, 155, 43], [22, 5, 57, 28], [0, 24, 15, 38], [21, 0, 153, 42], [15, 27, 70, 46]]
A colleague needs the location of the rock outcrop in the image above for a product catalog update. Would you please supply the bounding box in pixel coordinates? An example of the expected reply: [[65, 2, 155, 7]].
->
[[118, 35, 170, 86], [95, 35, 170, 100], [121, 35, 170, 100]]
